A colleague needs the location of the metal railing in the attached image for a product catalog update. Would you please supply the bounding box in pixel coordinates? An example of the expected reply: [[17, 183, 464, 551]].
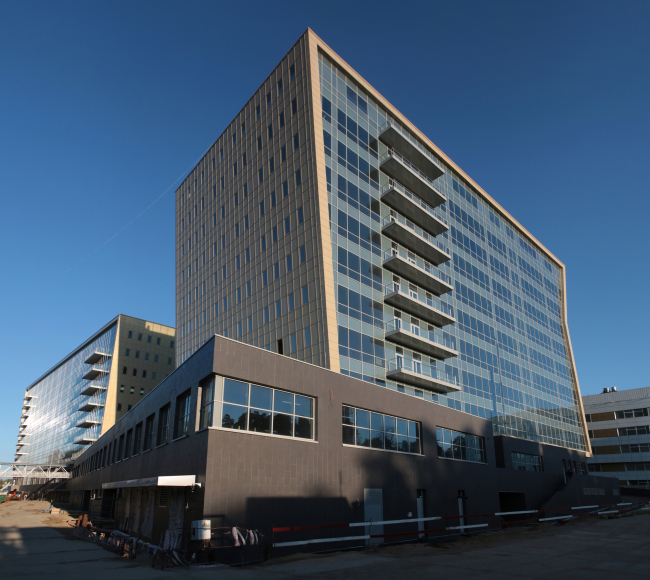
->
[[383, 283, 454, 318], [381, 179, 447, 223], [379, 119, 444, 173], [379, 148, 439, 191], [386, 358, 459, 385], [385, 319, 456, 351], [382, 246, 453, 286], [381, 214, 450, 256]]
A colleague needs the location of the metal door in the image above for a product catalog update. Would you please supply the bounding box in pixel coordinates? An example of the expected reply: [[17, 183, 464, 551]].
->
[[364, 488, 383, 544]]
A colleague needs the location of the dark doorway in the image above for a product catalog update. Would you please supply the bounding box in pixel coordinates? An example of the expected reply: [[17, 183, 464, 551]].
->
[[499, 492, 526, 524], [277, 339, 284, 355], [82, 490, 91, 511], [101, 489, 117, 519]]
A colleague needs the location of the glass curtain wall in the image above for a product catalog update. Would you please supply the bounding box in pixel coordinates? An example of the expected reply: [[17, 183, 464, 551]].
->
[[319, 53, 586, 451]]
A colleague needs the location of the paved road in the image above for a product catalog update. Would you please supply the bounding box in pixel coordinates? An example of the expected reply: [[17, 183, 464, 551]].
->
[[0, 500, 649, 578]]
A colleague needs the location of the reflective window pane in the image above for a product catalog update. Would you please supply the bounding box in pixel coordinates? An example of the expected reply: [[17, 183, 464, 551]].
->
[[222, 403, 247, 430], [295, 395, 313, 418], [250, 385, 272, 410], [384, 416, 396, 434], [274, 391, 294, 414], [249, 409, 271, 433], [342, 406, 355, 426], [385, 432, 397, 451], [342, 425, 355, 444], [294, 416, 313, 439], [273, 412, 293, 436], [356, 409, 370, 429], [223, 379, 248, 406], [371, 430, 383, 449], [370, 413, 383, 431], [409, 437, 420, 454], [356, 428, 370, 447], [397, 434, 409, 452], [397, 418, 408, 436]]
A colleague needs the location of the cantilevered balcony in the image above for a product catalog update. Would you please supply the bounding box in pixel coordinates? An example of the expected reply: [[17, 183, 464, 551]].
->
[[386, 359, 461, 394], [381, 216, 450, 265], [381, 180, 447, 236], [378, 121, 444, 181], [80, 383, 107, 396], [24, 393, 36, 400], [74, 437, 97, 446], [76, 419, 102, 429], [78, 401, 105, 413], [22, 402, 33, 410], [16, 442, 28, 447], [382, 248, 453, 296], [385, 320, 458, 360], [379, 149, 446, 208], [383, 283, 455, 327], [82, 366, 109, 381], [84, 351, 112, 365]]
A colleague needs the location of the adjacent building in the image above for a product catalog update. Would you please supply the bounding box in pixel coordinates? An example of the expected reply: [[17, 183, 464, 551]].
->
[[583, 387, 650, 487], [175, 29, 589, 455], [16, 315, 175, 474]]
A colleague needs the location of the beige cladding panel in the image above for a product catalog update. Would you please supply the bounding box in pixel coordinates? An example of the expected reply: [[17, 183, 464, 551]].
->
[[175, 32, 329, 369]]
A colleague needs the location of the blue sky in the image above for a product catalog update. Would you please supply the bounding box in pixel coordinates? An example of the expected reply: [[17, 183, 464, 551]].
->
[[1, 1, 648, 462]]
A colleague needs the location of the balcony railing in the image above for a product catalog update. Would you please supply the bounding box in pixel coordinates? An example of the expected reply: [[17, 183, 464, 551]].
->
[[383, 246, 452, 285], [380, 148, 439, 188], [381, 179, 447, 225], [385, 319, 456, 351], [379, 120, 444, 176], [386, 358, 460, 391], [383, 283, 454, 318], [382, 215, 450, 255]]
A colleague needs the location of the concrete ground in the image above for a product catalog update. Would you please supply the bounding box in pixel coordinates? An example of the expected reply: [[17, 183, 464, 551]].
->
[[1, 500, 649, 579]]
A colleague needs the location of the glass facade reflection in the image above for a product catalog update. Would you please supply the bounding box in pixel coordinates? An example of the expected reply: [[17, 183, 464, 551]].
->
[[319, 53, 586, 452], [18, 324, 117, 466]]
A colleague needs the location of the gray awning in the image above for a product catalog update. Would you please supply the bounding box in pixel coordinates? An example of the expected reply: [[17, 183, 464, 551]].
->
[[102, 475, 199, 489]]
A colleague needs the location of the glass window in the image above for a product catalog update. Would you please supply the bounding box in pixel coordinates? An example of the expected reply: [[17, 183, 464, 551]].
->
[[157, 404, 170, 446], [342, 407, 419, 455], [199, 379, 214, 430], [436, 427, 486, 463], [213, 378, 313, 440]]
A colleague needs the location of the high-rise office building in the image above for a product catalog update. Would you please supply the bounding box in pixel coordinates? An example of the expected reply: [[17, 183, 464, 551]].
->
[[583, 387, 650, 486], [16, 315, 175, 471], [175, 29, 589, 454]]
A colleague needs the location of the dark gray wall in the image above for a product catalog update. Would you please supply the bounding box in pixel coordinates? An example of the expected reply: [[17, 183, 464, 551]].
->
[[67, 335, 621, 548]]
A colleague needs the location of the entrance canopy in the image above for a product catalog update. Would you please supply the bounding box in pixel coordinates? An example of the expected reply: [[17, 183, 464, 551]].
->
[[102, 475, 199, 489]]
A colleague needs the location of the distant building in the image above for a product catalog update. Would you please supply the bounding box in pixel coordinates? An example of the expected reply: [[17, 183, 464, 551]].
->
[[16, 315, 175, 475], [583, 387, 650, 487]]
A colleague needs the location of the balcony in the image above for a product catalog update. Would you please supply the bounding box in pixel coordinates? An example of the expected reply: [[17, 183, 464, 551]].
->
[[379, 149, 445, 208], [381, 216, 450, 266], [16, 442, 28, 447], [78, 401, 105, 413], [74, 437, 97, 446], [15, 451, 27, 456], [382, 248, 453, 296], [385, 320, 458, 360], [82, 366, 110, 381], [84, 351, 112, 365], [386, 359, 461, 394], [378, 121, 444, 181], [80, 383, 107, 396], [22, 402, 33, 410], [383, 283, 455, 327], [24, 393, 36, 400], [381, 181, 447, 236], [76, 419, 102, 429]]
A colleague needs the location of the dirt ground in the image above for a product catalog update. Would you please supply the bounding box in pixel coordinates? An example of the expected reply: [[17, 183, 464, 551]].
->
[[1, 499, 649, 579]]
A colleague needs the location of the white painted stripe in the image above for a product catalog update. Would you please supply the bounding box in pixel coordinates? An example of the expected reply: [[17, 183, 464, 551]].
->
[[494, 510, 537, 516], [349, 516, 441, 527], [597, 510, 618, 515], [539, 516, 573, 522], [617, 502, 632, 506], [571, 505, 599, 510], [274, 535, 369, 548], [446, 523, 489, 530]]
